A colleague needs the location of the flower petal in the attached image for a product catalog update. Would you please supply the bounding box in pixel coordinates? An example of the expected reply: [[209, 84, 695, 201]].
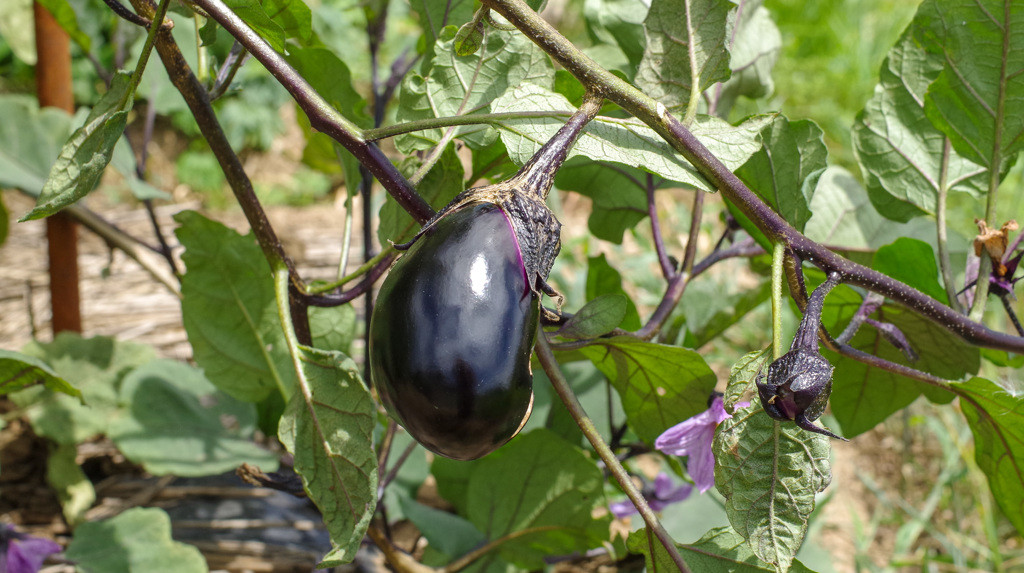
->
[[609, 500, 639, 519], [8, 536, 61, 573]]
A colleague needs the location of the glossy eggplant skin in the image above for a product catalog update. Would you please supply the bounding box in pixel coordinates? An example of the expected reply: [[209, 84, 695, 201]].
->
[[369, 203, 539, 460]]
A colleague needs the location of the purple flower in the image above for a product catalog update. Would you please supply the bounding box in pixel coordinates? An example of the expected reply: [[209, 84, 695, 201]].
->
[[609, 473, 692, 518], [0, 525, 62, 573], [654, 396, 747, 493]]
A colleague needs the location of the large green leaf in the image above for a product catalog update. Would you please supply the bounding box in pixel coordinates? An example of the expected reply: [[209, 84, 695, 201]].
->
[[223, 0, 286, 53], [558, 294, 629, 340], [0, 349, 80, 398], [175, 210, 297, 403], [66, 507, 208, 573], [711, 1, 781, 116], [952, 377, 1024, 535], [264, 0, 313, 45], [47, 442, 95, 526], [21, 72, 132, 221], [108, 359, 278, 477], [278, 347, 377, 567], [735, 116, 827, 233], [916, 0, 1024, 171], [585, 254, 641, 331], [635, 0, 734, 110], [0, 0, 36, 64], [408, 0, 475, 52], [554, 157, 648, 244], [578, 337, 717, 444], [583, 0, 648, 73], [802, 166, 960, 266], [872, 237, 948, 304], [667, 277, 772, 349], [398, 495, 487, 560], [490, 83, 771, 192], [713, 351, 831, 572], [378, 143, 464, 244], [286, 46, 370, 127], [11, 333, 155, 446], [626, 526, 815, 573], [852, 29, 987, 222], [395, 26, 554, 152], [464, 429, 609, 569]]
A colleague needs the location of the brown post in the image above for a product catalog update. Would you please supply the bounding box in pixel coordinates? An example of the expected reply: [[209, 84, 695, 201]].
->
[[34, 2, 82, 335]]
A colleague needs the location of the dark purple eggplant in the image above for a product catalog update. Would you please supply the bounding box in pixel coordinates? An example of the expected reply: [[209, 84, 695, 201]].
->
[[369, 98, 603, 460], [370, 203, 539, 460]]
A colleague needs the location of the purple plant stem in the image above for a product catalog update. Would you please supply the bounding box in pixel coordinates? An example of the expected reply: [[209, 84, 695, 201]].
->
[[647, 174, 675, 280]]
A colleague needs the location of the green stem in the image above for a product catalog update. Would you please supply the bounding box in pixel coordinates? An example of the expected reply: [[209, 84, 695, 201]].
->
[[936, 139, 963, 313], [310, 245, 396, 295], [771, 242, 785, 360], [683, 0, 700, 126], [123, 0, 172, 107], [272, 267, 298, 401], [534, 331, 691, 573], [363, 111, 574, 141]]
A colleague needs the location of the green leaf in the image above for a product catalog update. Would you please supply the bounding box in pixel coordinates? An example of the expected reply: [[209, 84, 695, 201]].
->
[[20, 72, 133, 221], [398, 495, 487, 559], [584, 0, 648, 72], [670, 278, 772, 349], [278, 347, 377, 567], [0, 349, 80, 398], [915, 0, 1024, 170], [713, 351, 831, 571], [465, 429, 609, 569], [585, 254, 641, 331], [66, 507, 208, 573], [872, 238, 948, 304], [408, 0, 476, 52], [803, 166, 961, 266], [431, 455, 475, 515], [309, 305, 360, 355], [558, 294, 629, 339], [821, 285, 974, 437], [981, 348, 1024, 368], [222, 0, 286, 53], [852, 29, 987, 222], [627, 526, 816, 573], [491, 83, 772, 192], [264, 0, 313, 45], [175, 210, 297, 403], [47, 442, 96, 526], [199, 17, 219, 46], [11, 333, 156, 445], [735, 116, 827, 233], [579, 337, 717, 444], [36, 0, 91, 51], [712, 3, 781, 116], [395, 26, 555, 152], [0, 0, 36, 64], [554, 157, 648, 243], [952, 377, 1024, 535], [635, 0, 734, 110], [454, 20, 485, 56], [107, 359, 279, 477], [286, 46, 370, 128], [378, 143, 464, 244]]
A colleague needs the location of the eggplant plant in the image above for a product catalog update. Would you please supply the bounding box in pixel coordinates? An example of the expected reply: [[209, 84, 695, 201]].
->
[[3, 0, 1024, 571]]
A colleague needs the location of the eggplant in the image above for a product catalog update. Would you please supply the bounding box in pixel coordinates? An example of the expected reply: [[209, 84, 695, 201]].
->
[[370, 203, 539, 460], [369, 97, 602, 460]]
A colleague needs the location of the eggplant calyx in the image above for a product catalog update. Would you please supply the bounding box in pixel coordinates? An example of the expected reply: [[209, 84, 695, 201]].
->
[[397, 96, 603, 307]]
